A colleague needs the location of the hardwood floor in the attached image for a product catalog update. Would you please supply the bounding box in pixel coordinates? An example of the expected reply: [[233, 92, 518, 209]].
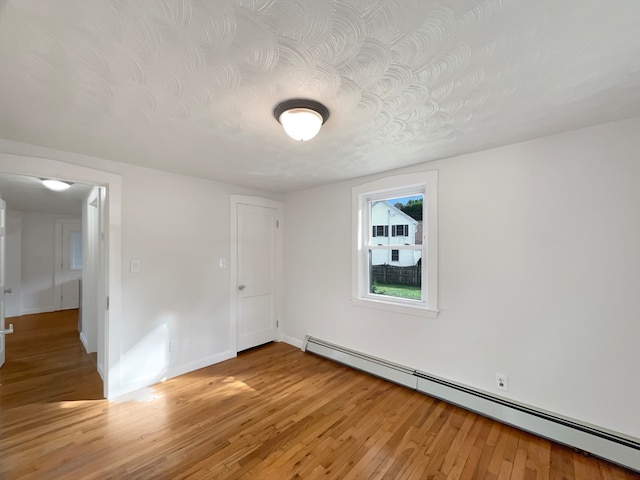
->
[[0, 312, 636, 480]]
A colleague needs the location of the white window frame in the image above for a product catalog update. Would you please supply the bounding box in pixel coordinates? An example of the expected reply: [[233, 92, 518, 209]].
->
[[352, 171, 438, 317]]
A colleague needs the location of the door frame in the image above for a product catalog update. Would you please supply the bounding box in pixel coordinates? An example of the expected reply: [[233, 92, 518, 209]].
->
[[229, 195, 283, 354], [0, 152, 122, 399], [0, 198, 7, 368]]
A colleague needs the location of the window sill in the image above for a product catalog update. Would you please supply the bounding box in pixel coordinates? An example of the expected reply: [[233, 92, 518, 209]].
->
[[351, 297, 439, 318]]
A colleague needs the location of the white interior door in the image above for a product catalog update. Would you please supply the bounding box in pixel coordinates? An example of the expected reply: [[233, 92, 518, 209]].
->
[[0, 198, 9, 367], [236, 203, 279, 351]]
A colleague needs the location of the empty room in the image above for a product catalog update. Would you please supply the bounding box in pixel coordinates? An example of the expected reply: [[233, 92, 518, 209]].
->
[[0, 1, 638, 479]]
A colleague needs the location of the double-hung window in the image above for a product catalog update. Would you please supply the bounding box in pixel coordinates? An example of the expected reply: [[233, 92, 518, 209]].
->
[[352, 171, 438, 317]]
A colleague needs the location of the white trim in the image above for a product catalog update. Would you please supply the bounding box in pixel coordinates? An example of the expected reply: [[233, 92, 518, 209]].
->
[[280, 334, 303, 349], [164, 350, 236, 381], [20, 306, 58, 316], [79, 331, 89, 353], [0, 152, 122, 399], [229, 195, 284, 354], [351, 297, 439, 318], [352, 171, 438, 316]]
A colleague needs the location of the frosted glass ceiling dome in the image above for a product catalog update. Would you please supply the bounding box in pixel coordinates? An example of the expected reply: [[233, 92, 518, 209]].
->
[[273, 99, 330, 141]]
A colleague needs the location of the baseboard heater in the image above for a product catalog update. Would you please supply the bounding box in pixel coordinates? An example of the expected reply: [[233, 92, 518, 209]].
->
[[302, 336, 639, 472]]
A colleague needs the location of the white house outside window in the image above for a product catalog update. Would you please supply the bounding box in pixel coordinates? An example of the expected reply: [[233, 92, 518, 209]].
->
[[352, 171, 438, 317]]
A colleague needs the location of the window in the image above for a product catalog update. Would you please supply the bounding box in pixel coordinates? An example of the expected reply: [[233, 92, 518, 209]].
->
[[392, 225, 408, 237], [372, 225, 389, 237], [70, 231, 83, 270], [352, 171, 438, 317]]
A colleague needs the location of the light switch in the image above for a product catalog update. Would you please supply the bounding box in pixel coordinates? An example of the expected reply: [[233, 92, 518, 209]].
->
[[130, 259, 141, 273], [219, 258, 227, 269]]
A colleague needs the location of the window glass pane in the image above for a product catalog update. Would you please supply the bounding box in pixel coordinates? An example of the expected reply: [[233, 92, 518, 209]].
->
[[369, 195, 423, 246], [369, 249, 422, 300], [70, 231, 82, 270]]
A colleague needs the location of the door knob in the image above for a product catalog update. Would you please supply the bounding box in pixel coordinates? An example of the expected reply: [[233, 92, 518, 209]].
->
[[238, 285, 246, 291], [0, 324, 13, 335], [3, 288, 11, 294]]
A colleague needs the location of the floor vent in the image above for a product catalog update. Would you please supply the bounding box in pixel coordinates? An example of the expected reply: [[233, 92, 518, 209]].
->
[[302, 336, 639, 472]]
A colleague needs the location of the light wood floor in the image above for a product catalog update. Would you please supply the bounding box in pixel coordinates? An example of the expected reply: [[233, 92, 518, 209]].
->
[[0, 311, 636, 480]]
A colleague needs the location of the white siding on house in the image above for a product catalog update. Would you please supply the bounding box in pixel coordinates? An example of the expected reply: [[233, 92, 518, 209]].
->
[[370, 201, 420, 267]]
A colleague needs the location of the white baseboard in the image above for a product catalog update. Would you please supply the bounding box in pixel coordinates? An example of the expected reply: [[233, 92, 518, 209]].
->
[[164, 350, 236, 382], [20, 306, 56, 316], [79, 331, 89, 353], [280, 334, 303, 349], [111, 350, 237, 400]]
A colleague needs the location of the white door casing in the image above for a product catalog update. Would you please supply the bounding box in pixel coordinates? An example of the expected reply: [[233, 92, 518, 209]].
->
[[95, 187, 107, 374], [230, 196, 283, 353], [0, 198, 10, 367]]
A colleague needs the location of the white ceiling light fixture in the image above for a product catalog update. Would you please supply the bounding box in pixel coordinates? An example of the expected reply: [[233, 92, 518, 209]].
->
[[42, 179, 72, 191], [273, 99, 330, 141]]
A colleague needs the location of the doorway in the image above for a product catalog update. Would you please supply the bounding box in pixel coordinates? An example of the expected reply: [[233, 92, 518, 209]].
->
[[0, 152, 122, 398]]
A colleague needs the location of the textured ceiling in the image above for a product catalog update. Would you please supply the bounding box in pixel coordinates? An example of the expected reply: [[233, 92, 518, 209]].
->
[[0, 0, 638, 193]]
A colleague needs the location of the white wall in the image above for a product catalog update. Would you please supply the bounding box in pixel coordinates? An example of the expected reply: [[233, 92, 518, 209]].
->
[[118, 164, 283, 393], [0, 143, 282, 397], [4, 209, 21, 317], [282, 117, 640, 439], [20, 212, 54, 313], [19, 212, 81, 315]]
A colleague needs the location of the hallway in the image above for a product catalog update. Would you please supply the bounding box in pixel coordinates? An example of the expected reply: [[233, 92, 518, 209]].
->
[[0, 309, 102, 410]]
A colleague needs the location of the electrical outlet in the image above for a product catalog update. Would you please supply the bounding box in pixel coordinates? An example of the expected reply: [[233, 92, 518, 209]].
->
[[496, 373, 509, 392], [169, 340, 178, 352], [182, 338, 189, 350]]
